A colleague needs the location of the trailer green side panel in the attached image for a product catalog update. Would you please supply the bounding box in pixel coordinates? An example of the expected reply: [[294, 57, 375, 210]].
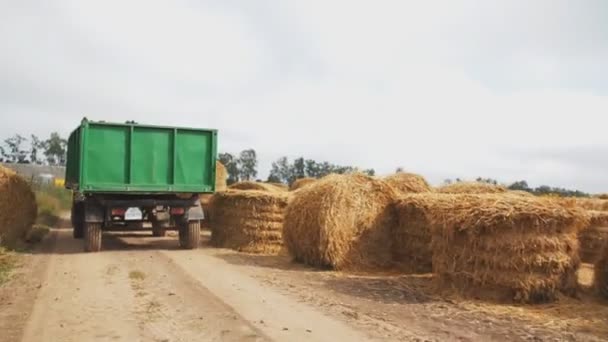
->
[[86, 125, 129, 186], [65, 119, 217, 194]]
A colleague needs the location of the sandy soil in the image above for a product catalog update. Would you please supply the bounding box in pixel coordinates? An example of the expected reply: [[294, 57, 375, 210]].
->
[[1, 228, 607, 342]]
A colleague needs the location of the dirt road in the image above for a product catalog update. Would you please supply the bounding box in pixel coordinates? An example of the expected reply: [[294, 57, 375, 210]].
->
[[1, 227, 608, 342]]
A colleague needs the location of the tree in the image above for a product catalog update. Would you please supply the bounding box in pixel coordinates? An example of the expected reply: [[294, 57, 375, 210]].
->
[[396, 167, 404, 173], [508, 180, 531, 192], [30, 134, 45, 164], [363, 169, 375, 176], [4, 134, 27, 163], [304, 159, 320, 178], [218, 152, 239, 184], [44, 132, 67, 165], [238, 149, 258, 181], [268, 156, 291, 184], [291, 157, 306, 180]]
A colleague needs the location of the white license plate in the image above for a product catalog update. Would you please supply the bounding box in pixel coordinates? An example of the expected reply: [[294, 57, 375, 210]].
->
[[124, 207, 143, 220]]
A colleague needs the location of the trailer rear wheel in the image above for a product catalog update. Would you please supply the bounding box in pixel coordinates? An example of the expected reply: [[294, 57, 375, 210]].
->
[[152, 221, 166, 237], [84, 222, 102, 252], [178, 220, 200, 249]]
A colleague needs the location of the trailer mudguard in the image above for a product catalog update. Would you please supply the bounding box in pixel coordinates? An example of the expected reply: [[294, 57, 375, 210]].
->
[[84, 201, 104, 223], [187, 205, 205, 221]]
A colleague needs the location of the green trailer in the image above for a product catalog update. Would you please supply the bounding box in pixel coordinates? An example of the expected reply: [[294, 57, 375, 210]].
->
[[65, 118, 218, 252]]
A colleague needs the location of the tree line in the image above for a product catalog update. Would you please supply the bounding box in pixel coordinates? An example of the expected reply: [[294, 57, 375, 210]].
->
[[218, 150, 375, 185], [0, 133, 67, 165]]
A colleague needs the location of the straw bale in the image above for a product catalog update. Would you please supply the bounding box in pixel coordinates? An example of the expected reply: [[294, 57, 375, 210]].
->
[[210, 190, 289, 254], [508, 190, 535, 197], [229, 181, 285, 192], [579, 211, 608, 263], [384, 173, 431, 195], [436, 182, 507, 194], [289, 178, 316, 191], [576, 198, 608, 212], [266, 182, 288, 191], [392, 198, 433, 273], [282, 173, 398, 270], [399, 193, 587, 303], [594, 240, 608, 298], [215, 161, 227, 191], [0, 166, 37, 246]]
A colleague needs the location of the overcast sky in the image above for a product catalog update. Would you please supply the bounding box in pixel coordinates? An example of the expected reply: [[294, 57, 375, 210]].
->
[[1, 0, 607, 192]]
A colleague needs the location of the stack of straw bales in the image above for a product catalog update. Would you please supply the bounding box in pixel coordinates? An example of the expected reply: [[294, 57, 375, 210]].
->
[[579, 211, 608, 263], [384, 172, 431, 195], [594, 240, 608, 298], [289, 177, 316, 191], [0, 166, 37, 245], [229, 181, 285, 192], [398, 193, 587, 303], [283, 173, 397, 270], [210, 190, 289, 254], [436, 182, 507, 194]]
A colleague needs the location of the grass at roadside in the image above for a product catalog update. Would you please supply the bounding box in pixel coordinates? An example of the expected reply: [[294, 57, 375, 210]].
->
[[0, 247, 16, 285], [35, 185, 71, 227]]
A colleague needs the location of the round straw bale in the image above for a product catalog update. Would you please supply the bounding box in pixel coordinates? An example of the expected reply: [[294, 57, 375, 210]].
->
[[404, 193, 587, 303], [229, 181, 285, 192], [384, 172, 431, 195], [283, 173, 398, 270], [595, 240, 608, 298], [436, 182, 507, 194], [289, 177, 316, 191], [0, 166, 37, 246], [210, 190, 289, 254]]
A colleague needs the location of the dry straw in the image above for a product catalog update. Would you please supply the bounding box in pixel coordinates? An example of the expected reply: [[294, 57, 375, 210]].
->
[[383, 172, 431, 195], [215, 161, 228, 192], [595, 240, 608, 298], [576, 198, 608, 212], [393, 197, 433, 273], [282, 173, 397, 270], [436, 182, 507, 194], [289, 177, 316, 191], [0, 166, 37, 246], [229, 181, 286, 193], [579, 211, 608, 263], [398, 193, 587, 303], [210, 190, 289, 254]]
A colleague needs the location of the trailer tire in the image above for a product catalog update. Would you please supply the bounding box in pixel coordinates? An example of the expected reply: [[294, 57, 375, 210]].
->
[[84, 222, 102, 252], [179, 220, 200, 249], [152, 222, 166, 237]]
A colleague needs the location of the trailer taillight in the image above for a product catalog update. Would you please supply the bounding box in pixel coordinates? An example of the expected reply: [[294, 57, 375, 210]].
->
[[111, 208, 126, 216], [170, 207, 185, 215]]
